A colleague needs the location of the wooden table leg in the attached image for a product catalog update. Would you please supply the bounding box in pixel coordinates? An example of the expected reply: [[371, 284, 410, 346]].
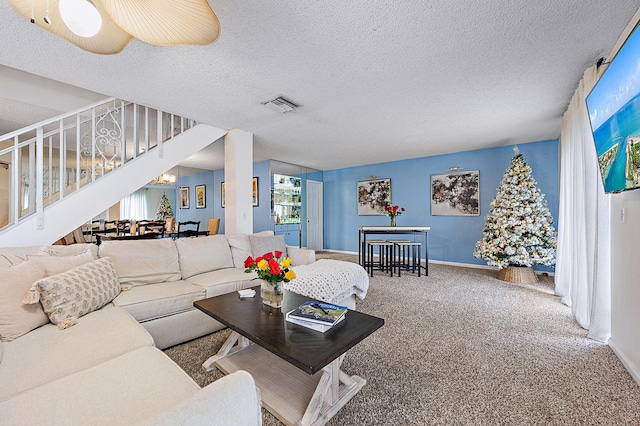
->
[[299, 355, 366, 426], [202, 331, 251, 372]]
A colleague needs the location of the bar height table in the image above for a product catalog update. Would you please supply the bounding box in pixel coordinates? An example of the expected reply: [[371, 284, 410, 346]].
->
[[358, 226, 430, 276]]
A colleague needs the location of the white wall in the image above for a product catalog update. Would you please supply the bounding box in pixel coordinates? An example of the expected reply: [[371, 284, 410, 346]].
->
[[609, 189, 640, 384]]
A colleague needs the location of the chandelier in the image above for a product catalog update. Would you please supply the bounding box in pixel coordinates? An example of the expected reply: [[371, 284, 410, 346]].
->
[[149, 174, 176, 186], [8, 0, 220, 54]]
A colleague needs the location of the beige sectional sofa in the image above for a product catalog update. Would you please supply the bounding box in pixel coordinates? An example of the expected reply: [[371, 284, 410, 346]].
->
[[0, 231, 368, 425], [100, 232, 320, 349]]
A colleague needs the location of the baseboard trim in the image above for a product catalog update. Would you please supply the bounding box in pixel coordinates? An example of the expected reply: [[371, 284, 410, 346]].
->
[[318, 250, 555, 276], [609, 339, 640, 387]]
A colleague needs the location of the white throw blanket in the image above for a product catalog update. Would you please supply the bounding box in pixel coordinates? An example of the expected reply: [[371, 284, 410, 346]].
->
[[282, 259, 369, 304]]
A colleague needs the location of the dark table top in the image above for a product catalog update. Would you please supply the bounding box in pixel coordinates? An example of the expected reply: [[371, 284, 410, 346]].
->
[[194, 287, 384, 375], [95, 230, 209, 244]]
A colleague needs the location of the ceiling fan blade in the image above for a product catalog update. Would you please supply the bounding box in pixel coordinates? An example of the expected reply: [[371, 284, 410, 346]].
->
[[7, 0, 133, 54], [98, 0, 220, 46]]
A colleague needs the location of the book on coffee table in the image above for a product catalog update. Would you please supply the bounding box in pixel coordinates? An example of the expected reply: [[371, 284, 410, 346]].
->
[[286, 301, 348, 326], [285, 310, 345, 332]]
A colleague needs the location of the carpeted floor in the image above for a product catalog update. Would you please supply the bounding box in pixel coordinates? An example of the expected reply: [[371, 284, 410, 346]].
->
[[164, 252, 640, 425]]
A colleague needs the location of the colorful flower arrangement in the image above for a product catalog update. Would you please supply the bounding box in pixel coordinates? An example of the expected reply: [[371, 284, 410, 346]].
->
[[244, 251, 296, 286], [384, 204, 405, 219]]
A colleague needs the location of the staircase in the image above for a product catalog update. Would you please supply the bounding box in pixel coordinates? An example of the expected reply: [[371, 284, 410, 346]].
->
[[0, 97, 227, 246]]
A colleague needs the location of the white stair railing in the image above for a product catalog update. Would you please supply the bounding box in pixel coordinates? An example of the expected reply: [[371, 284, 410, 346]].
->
[[0, 97, 196, 232]]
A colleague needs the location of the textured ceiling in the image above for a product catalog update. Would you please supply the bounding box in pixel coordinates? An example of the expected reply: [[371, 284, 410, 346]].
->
[[1, 1, 639, 171]]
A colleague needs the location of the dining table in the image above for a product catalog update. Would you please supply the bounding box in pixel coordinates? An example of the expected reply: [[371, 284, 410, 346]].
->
[[358, 226, 430, 275]]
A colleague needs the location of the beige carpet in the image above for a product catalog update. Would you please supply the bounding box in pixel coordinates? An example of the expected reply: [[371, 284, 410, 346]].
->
[[164, 252, 640, 425]]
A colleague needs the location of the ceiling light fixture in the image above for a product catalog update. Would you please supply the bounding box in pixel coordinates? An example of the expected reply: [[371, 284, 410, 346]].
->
[[59, 0, 102, 37], [9, 0, 220, 54]]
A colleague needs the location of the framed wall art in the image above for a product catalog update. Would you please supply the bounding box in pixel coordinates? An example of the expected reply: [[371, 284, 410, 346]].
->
[[221, 178, 258, 208], [252, 177, 259, 207], [195, 184, 206, 209], [179, 187, 189, 209], [357, 178, 391, 215], [431, 170, 479, 216]]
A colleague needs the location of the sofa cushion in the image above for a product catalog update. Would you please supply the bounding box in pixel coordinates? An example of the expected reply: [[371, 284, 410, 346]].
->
[[0, 246, 46, 258], [0, 346, 199, 425], [249, 234, 287, 259], [98, 238, 181, 285], [186, 268, 258, 297], [227, 230, 273, 269], [0, 304, 154, 402], [0, 253, 25, 268], [41, 243, 99, 259], [27, 249, 94, 276], [112, 281, 206, 322], [174, 235, 235, 279], [0, 261, 48, 342], [35, 257, 121, 327]]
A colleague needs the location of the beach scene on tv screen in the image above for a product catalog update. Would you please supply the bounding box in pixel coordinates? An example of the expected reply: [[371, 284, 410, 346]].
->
[[587, 27, 640, 193]]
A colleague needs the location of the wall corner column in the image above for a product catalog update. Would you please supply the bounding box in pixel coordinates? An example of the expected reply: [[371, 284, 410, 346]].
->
[[224, 129, 253, 235]]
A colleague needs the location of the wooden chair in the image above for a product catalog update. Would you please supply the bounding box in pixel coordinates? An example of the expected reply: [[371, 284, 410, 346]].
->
[[103, 220, 118, 234], [138, 220, 166, 236], [207, 218, 220, 235], [178, 220, 200, 237], [165, 217, 174, 233], [116, 220, 132, 235]]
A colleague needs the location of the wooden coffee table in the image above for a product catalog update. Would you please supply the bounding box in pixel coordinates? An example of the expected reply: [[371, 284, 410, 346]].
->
[[194, 287, 384, 426]]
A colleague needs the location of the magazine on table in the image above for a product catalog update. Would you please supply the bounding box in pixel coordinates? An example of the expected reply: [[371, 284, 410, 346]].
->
[[286, 301, 348, 326], [285, 311, 345, 332]]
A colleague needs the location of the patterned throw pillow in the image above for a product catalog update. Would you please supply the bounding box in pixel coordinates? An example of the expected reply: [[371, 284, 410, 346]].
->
[[34, 257, 121, 327]]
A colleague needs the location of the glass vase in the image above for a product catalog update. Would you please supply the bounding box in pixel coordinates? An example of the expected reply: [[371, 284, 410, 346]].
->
[[389, 217, 396, 227], [261, 280, 284, 308]]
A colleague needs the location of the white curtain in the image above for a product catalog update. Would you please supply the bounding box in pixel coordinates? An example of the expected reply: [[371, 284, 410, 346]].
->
[[556, 66, 611, 343], [120, 189, 148, 221]]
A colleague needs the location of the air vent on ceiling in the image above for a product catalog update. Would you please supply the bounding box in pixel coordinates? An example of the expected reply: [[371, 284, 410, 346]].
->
[[262, 96, 301, 113]]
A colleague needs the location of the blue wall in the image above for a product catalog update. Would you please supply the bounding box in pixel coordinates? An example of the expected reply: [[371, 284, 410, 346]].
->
[[252, 160, 273, 233], [322, 140, 559, 270], [174, 172, 215, 230], [176, 160, 272, 234]]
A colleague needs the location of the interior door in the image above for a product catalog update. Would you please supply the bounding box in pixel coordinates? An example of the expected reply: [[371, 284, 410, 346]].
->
[[306, 180, 323, 250]]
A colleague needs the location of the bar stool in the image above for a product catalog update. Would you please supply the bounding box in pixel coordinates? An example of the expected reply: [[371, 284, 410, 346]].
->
[[389, 240, 422, 277], [366, 240, 394, 276]]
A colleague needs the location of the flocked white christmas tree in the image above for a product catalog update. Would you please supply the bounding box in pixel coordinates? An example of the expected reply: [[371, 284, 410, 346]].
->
[[474, 147, 557, 269], [156, 193, 174, 220]]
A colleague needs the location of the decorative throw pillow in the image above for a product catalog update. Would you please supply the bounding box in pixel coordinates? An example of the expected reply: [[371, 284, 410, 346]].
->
[[0, 261, 48, 342], [33, 257, 120, 328], [41, 243, 99, 259], [27, 250, 94, 277], [248, 234, 287, 259], [228, 231, 273, 269]]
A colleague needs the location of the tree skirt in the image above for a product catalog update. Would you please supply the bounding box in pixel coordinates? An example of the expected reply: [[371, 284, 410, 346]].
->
[[496, 265, 539, 284]]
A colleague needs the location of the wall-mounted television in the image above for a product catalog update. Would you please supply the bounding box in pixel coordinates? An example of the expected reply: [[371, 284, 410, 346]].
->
[[586, 24, 640, 194]]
